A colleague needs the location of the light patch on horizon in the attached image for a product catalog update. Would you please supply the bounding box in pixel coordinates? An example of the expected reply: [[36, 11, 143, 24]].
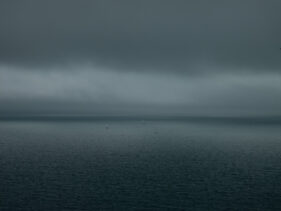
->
[[1, 64, 281, 115]]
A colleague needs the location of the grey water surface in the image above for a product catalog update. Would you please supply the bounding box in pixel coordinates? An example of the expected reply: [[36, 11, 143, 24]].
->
[[1, 118, 281, 210]]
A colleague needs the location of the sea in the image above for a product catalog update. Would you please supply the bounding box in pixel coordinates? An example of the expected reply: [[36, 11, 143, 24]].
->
[[0, 117, 281, 210]]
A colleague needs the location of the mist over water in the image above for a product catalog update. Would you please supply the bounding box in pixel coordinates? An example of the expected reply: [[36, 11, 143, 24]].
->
[[1, 120, 281, 210]]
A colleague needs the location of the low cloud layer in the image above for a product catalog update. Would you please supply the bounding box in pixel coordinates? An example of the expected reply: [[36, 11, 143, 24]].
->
[[1, 64, 281, 116]]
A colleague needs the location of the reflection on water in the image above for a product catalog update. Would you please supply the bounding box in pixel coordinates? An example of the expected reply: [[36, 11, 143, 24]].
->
[[0, 120, 281, 210]]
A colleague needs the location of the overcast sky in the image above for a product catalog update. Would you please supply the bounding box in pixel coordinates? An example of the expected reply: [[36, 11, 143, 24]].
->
[[0, 0, 281, 116]]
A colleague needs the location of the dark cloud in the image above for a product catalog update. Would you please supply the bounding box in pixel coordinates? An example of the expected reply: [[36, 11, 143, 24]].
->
[[1, 1, 281, 116], [1, 0, 281, 73]]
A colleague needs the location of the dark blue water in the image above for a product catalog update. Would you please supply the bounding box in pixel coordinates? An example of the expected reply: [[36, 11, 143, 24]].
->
[[1, 119, 281, 210]]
